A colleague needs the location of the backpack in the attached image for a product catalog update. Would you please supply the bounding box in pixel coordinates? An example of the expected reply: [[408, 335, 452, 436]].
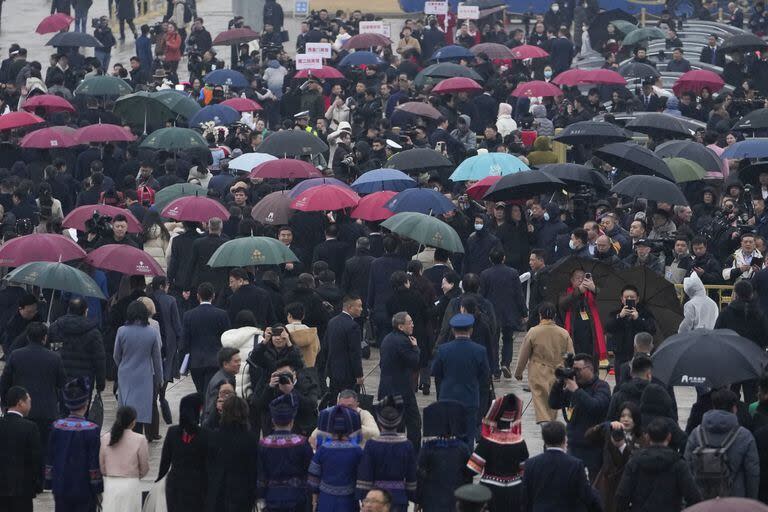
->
[[137, 185, 155, 207], [691, 426, 741, 499], [99, 189, 124, 207]]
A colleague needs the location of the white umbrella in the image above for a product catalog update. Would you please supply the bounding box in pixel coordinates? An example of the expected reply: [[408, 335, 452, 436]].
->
[[228, 152, 277, 172]]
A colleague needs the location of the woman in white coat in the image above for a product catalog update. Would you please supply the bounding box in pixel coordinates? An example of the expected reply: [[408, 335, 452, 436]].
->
[[496, 102, 518, 138], [141, 211, 171, 273]]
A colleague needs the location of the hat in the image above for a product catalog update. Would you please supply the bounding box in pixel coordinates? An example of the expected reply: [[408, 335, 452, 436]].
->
[[153, 68, 168, 79], [231, 148, 243, 159], [454, 484, 492, 505], [634, 238, 653, 247], [270, 393, 299, 425], [294, 110, 310, 119], [63, 377, 91, 411], [386, 138, 402, 150], [375, 395, 404, 430], [449, 313, 475, 329], [317, 405, 362, 438]]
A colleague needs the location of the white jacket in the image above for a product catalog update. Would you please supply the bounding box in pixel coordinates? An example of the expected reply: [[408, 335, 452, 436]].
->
[[678, 273, 719, 333], [221, 326, 262, 398]]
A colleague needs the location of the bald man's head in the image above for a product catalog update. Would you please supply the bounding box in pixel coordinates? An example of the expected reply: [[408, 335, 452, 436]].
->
[[596, 235, 613, 255]]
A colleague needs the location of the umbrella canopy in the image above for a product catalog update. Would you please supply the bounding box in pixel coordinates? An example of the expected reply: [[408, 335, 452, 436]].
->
[[537, 163, 610, 190], [203, 69, 249, 87], [611, 175, 688, 205], [450, 152, 529, 181], [21, 94, 76, 113], [471, 42, 513, 60], [509, 44, 549, 60], [0, 112, 44, 131], [63, 205, 142, 233], [36, 13, 73, 34], [294, 66, 345, 79], [609, 19, 638, 34], [229, 152, 277, 172], [545, 257, 620, 309], [85, 244, 165, 276], [384, 188, 456, 215], [430, 45, 475, 62], [291, 184, 360, 211], [46, 31, 102, 47], [594, 142, 675, 181], [683, 498, 768, 512], [396, 102, 442, 119], [655, 140, 724, 176], [343, 33, 391, 49], [140, 127, 208, 151], [249, 159, 322, 180], [484, 170, 565, 201], [212, 27, 260, 45], [387, 148, 453, 171], [663, 157, 707, 183], [339, 51, 385, 67], [738, 161, 768, 187], [0, 233, 85, 266], [589, 8, 637, 47], [351, 169, 416, 194], [207, 236, 298, 267], [652, 329, 768, 387], [553, 68, 626, 87], [622, 26, 665, 46], [289, 177, 352, 198], [189, 104, 241, 127], [625, 113, 694, 139], [381, 212, 464, 253], [152, 90, 202, 120], [466, 175, 502, 200], [257, 130, 329, 156], [721, 139, 768, 159], [414, 63, 483, 87], [220, 97, 262, 112], [553, 121, 631, 145], [74, 75, 133, 96], [114, 91, 179, 130], [618, 61, 661, 80], [162, 196, 230, 223], [75, 124, 136, 144], [733, 108, 768, 131], [19, 126, 78, 149], [511, 80, 563, 98], [3, 261, 106, 299], [722, 33, 768, 52], [251, 190, 294, 226], [431, 77, 482, 94], [350, 191, 398, 221], [673, 69, 725, 96], [153, 183, 206, 210]]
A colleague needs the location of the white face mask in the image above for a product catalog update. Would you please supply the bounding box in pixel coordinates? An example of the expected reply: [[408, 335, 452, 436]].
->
[[544, 70, 553, 78], [474, 223, 484, 231], [569, 239, 577, 250], [551, 5, 559, 11], [543, 212, 551, 221]]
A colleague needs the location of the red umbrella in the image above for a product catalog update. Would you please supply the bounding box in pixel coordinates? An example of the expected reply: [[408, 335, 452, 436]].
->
[[291, 185, 360, 211], [212, 27, 260, 46], [579, 69, 627, 85], [396, 102, 443, 119], [0, 233, 85, 266], [85, 244, 165, 276], [511, 80, 563, 98], [249, 159, 323, 179], [471, 42, 513, 60], [0, 112, 45, 131], [673, 69, 725, 95], [294, 66, 345, 80], [509, 44, 549, 60], [343, 33, 391, 49], [75, 124, 136, 144], [21, 94, 76, 113], [466, 175, 502, 201], [20, 126, 79, 149], [431, 77, 483, 94], [63, 205, 142, 233], [161, 196, 231, 223], [220, 97, 262, 112], [36, 13, 73, 34], [350, 191, 397, 221]]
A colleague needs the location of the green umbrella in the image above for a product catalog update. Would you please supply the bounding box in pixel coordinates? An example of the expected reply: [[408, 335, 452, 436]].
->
[[381, 212, 464, 253], [154, 183, 207, 210], [609, 20, 638, 34], [663, 157, 707, 183], [140, 127, 208, 151], [114, 92, 178, 133], [4, 261, 106, 299], [152, 90, 202, 121], [74, 75, 133, 97], [622, 27, 666, 46], [207, 236, 298, 267]]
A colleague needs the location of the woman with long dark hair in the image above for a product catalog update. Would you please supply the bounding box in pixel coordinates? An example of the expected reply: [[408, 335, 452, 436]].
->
[[142, 210, 172, 273], [99, 406, 149, 512]]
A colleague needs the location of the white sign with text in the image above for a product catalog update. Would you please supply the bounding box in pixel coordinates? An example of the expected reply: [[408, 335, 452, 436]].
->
[[295, 54, 323, 70], [305, 43, 332, 58], [457, 3, 480, 19]]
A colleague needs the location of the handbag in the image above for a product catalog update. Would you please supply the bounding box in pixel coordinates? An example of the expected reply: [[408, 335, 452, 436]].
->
[[358, 384, 375, 412], [88, 392, 104, 426]]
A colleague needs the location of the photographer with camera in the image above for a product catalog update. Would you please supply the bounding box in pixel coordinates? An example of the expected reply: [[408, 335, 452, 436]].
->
[[605, 285, 657, 386], [186, 18, 211, 55], [93, 16, 116, 71], [548, 353, 611, 481]]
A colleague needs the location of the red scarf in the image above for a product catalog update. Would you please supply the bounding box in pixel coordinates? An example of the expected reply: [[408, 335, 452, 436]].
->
[[563, 287, 607, 359]]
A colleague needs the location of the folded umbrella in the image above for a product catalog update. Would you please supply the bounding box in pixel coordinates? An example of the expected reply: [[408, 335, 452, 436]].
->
[[229, 152, 277, 172], [75, 124, 136, 144], [430, 45, 475, 62], [483, 170, 565, 201], [339, 51, 385, 67], [20, 126, 79, 149], [537, 163, 610, 190], [511, 80, 562, 98], [249, 159, 322, 180], [256, 130, 329, 156], [625, 113, 694, 140], [343, 33, 391, 49], [350, 191, 398, 221], [63, 205, 142, 233], [74, 75, 132, 96], [3, 261, 106, 299], [162, 196, 230, 223], [291, 184, 360, 211], [46, 31, 102, 47], [594, 142, 675, 181], [386, 148, 452, 171], [140, 127, 208, 151], [289, 177, 352, 198], [722, 33, 768, 52], [672, 69, 725, 96], [0, 233, 85, 267], [212, 27, 260, 46], [294, 66, 345, 80], [36, 13, 73, 34], [611, 174, 688, 205], [509, 44, 549, 60], [431, 77, 483, 94], [654, 140, 724, 176], [189, 104, 241, 127], [384, 188, 456, 215], [396, 101, 442, 120], [207, 236, 298, 267], [351, 169, 416, 194], [153, 183, 207, 210], [663, 157, 707, 183], [466, 175, 502, 200], [21, 94, 76, 114], [85, 244, 165, 276], [450, 152, 528, 181], [471, 42, 513, 60], [381, 212, 464, 253], [251, 190, 294, 225], [553, 121, 631, 145], [721, 138, 768, 159], [220, 97, 262, 112], [203, 69, 249, 88], [0, 112, 45, 131]]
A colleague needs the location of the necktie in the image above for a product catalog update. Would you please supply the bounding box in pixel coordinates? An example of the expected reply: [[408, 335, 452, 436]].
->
[[711, 47, 717, 65]]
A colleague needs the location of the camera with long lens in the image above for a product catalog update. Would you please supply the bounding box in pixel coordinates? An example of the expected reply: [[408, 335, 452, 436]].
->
[[84, 212, 113, 239], [555, 353, 576, 381]]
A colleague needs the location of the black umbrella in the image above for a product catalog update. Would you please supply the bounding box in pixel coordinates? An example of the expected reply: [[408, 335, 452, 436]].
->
[[386, 148, 453, 172], [651, 329, 768, 387], [654, 140, 724, 175], [46, 31, 103, 48], [738, 161, 768, 187], [545, 256, 620, 306], [732, 108, 768, 131], [414, 63, 483, 88], [722, 33, 768, 53], [594, 142, 676, 181], [484, 170, 565, 201], [625, 113, 694, 140], [537, 163, 610, 190], [618, 62, 661, 80], [255, 130, 328, 156], [589, 8, 637, 48], [611, 175, 688, 205], [553, 121, 631, 146]]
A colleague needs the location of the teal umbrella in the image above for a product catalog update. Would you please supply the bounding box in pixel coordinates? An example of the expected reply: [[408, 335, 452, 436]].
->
[[609, 19, 638, 34], [140, 127, 208, 151], [152, 90, 202, 121], [450, 153, 529, 182], [114, 91, 201, 133], [207, 236, 298, 267], [154, 183, 207, 210], [622, 27, 666, 46], [4, 261, 106, 299], [74, 75, 133, 97], [381, 212, 464, 253]]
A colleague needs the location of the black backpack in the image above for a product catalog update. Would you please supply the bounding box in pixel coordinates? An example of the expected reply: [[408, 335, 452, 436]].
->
[[691, 426, 741, 499]]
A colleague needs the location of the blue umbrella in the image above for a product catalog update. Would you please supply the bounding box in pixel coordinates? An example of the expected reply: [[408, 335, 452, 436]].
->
[[289, 177, 352, 198], [721, 138, 768, 159], [384, 188, 457, 215], [450, 153, 529, 182], [189, 104, 241, 127], [202, 69, 250, 87], [339, 51, 385, 67], [430, 45, 475, 62], [351, 168, 416, 194]]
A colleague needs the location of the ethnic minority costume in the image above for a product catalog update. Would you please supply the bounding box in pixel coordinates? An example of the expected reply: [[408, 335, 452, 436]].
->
[[468, 394, 529, 512], [356, 432, 417, 512], [257, 430, 314, 511]]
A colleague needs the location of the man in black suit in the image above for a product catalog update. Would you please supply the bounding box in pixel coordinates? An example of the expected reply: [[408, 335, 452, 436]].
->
[[319, 295, 364, 400], [167, 221, 202, 293], [699, 34, 725, 67], [367, 236, 408, 344], [341, 237, 375, 299], [181, 282, 231, 394], [636, 81, 661, 112], [225, 267, 276, 327], [190, 217, 229, 293], [521, 421, 602, 512], [0, 386, 43, 512], [312, 224, 352, 282], [423, 247, 453, 298]]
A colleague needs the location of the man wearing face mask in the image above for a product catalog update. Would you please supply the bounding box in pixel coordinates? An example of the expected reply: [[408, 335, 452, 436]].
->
[[463, 214, 502, 276], [544, 2, 564, 33]]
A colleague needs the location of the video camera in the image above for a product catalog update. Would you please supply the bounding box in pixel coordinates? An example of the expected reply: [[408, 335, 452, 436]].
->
[[555, 353, 576, 381], [84, 212, 113, 239]]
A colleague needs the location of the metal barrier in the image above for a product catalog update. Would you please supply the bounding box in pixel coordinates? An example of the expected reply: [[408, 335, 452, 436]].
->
[[674, 284, 735, 310]]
